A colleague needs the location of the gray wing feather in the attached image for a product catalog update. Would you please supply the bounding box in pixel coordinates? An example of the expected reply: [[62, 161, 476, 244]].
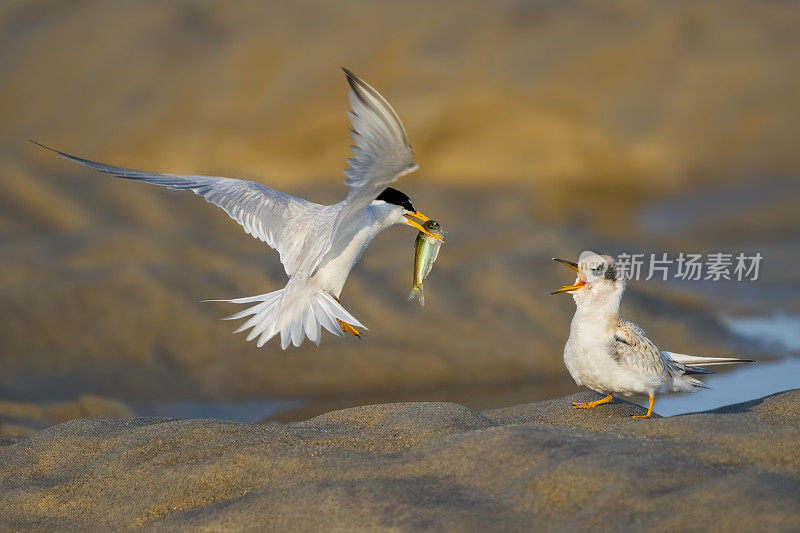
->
[[315, 69, 419, 269], [35, 142, 325, 276], [341, 68, 416, 198], [613, 319, 681, 378]]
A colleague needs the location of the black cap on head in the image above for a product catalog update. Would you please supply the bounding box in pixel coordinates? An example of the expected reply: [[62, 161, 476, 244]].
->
[[376, 187, 415, 212]]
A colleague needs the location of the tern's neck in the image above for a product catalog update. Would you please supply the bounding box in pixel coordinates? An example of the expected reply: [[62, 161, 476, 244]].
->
[[367, 202, 406, 230], [572, 283, 625, 323]]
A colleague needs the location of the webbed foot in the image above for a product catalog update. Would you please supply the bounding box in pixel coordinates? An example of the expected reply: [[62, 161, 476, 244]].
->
[[572, 394, 613, 409], [337, 319, 361, 338]]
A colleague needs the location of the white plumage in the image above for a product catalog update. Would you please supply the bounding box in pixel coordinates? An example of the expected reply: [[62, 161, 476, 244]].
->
[[35, 69, 436, 349]]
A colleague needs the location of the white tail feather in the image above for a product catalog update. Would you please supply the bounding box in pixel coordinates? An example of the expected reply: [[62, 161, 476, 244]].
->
[[663, 351, 756, 367], [212, 289, 366, 349], [680, 375, 711, 390]]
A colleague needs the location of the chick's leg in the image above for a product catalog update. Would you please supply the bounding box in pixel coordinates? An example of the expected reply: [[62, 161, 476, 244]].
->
[[573, 393, 613, 409], [632, 396, 655, 419]]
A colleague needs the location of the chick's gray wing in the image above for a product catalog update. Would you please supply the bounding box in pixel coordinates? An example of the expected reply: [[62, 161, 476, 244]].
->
[[613, 319, 680, 378], [38, 143, 328, 276]]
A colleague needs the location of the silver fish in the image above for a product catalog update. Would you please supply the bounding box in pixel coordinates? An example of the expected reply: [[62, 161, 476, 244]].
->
[[408, 220, 443, 307]]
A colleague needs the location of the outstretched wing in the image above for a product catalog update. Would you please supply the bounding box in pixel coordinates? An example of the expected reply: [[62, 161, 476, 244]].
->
[[341, 68, 417, 203], [613, 319, 680, 378], [315, 69, 418, 268], [34, 142, 328, 276], [336, 69, 417, 224]]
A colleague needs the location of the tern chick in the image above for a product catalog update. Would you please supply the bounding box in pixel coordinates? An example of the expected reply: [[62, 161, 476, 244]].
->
[[552, 253, 754, 419]]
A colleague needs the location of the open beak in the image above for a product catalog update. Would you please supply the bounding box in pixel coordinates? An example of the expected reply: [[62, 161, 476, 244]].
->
[[404, 212, 444, 242], [551, 258, 585, 294]]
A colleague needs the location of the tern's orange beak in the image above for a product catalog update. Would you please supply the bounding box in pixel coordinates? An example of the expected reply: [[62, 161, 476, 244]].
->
[[404, 212, 444, 242], [551, 258, 585, 294]]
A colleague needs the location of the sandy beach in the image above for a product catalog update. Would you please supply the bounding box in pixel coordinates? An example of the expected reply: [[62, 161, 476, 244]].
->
[[2, 390, 799, 531]]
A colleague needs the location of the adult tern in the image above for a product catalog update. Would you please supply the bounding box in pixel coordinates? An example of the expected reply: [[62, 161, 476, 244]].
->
[[552, 253, 754, 418], [34, 68, 440, 349]]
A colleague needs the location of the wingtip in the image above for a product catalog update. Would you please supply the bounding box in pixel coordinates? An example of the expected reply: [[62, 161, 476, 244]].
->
[[29, 139, 68, 159], [341, 66, 359, 80], [342, 67, 361, 92], [29, 139, 55, 152]]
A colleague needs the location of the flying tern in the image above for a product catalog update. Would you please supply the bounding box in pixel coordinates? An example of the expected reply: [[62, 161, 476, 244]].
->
[[552, 253, 754, 418], [34, 68, 441, 349]]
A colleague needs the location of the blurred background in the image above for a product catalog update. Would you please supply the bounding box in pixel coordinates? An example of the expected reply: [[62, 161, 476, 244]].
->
[[1, 0, 798, 434]]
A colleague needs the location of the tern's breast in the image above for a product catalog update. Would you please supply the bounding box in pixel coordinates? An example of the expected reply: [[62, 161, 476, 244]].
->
[[312, 225, 376, 297], [564, 310, 620, 392]]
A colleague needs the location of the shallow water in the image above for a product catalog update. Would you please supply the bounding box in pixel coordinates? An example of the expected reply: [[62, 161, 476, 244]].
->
[[639, 313, 800, 416], [131, 359, 800, 421], [135, 399, 302, 423], [651, 358, 800, 416], [130, 313, 800, 422], [132, 362, 800, 422], [722, 314, 800, 353]]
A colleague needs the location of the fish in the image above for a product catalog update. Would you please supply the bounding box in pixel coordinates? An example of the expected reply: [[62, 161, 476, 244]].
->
[[408, 219, 444, 307]]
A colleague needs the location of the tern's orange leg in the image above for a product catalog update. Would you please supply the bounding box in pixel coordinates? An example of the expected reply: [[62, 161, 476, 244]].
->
[[330, 295, 361, 338], [573, 393, 613, 409], [632, 396, 655, 419], [337, 319, 361, 338]]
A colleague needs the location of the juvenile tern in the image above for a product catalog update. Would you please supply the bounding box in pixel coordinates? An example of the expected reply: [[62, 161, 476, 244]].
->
[[552, 253, 754, 418], [33, 68, 441, 349]]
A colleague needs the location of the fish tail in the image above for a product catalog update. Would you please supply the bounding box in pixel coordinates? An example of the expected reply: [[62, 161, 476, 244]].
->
[[407, 284, 425, 307]]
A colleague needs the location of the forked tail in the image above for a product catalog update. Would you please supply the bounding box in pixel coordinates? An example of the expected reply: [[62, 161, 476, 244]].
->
[[211, 289, 366, 349]]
